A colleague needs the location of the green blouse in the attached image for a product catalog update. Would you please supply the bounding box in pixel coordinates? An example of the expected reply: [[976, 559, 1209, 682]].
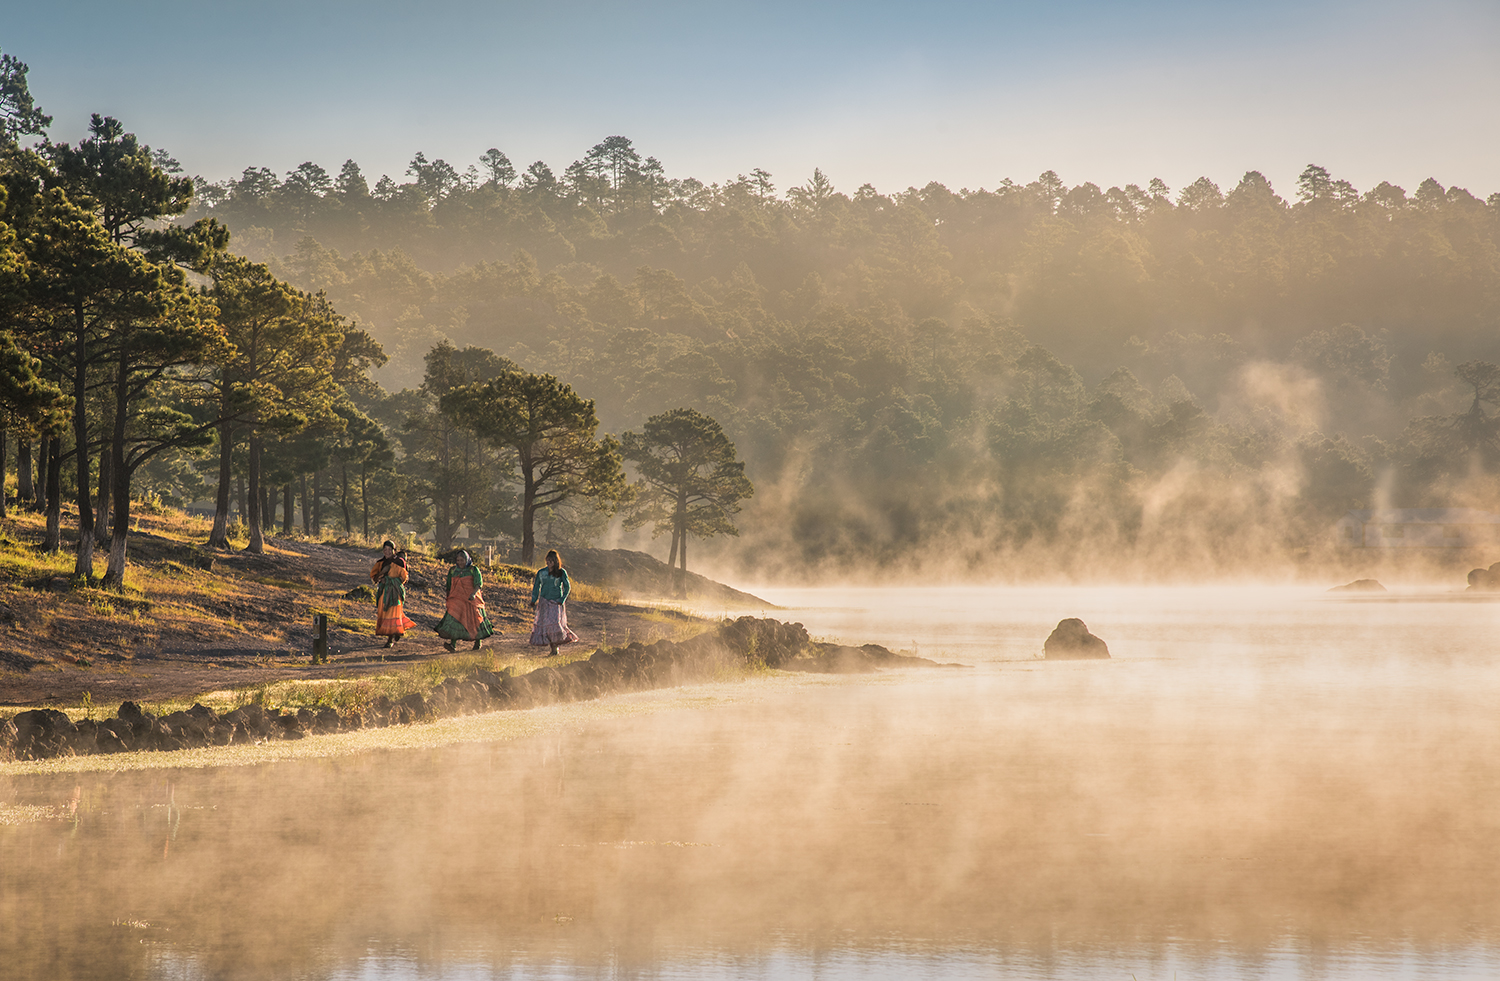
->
[[531, 567, 571, 604], [447, 564, 482, 593]]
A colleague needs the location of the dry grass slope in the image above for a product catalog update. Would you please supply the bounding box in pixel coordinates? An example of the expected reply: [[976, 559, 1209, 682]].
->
[[0, 507, 706, 722]]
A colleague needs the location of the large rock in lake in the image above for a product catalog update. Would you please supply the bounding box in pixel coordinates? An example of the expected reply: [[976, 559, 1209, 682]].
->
[[1467, 562, 1500, 591], [1044, 618, 1110, 660], [1329, 579, 1386, 592]]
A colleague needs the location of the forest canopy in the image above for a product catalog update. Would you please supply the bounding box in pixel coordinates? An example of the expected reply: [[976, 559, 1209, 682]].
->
[[4, 40, 1499, 584], [181, 137, 1500, 577]]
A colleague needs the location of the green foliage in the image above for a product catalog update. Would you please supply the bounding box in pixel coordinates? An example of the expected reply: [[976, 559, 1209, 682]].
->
[[392, 342, 519, 549], [0, 330, 67, 434], [198, 252, 351, 552], [48, 114, 193, 244], [621, 407, 752, 575], [442, 370, 627, 561], [0, 51, 50, 148]]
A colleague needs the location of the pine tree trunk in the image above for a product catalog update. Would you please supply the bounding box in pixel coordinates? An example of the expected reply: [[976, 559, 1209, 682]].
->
[[339, 460, 352, 532], [208, 422, 234, 549], [0, 428, 8, 520], [247, 434, 264, 554], [16, 438, 32, 506], [520, 456, 536, 564], [95, 440, 111, 546], [312, 468, 323, 535], [33, 440, 46, 508], [436, 417, 452, 552], [435, 475, 451, 552], [36, 438, 50, 510], [675, 499, 688, 598], [104, 370, 133, 588], [282, 484, 293, 535], [360, 467, 370, 542], [95, 362, 116, 546], [73, 305, 95, 580], [106, 489, 129, 587], [43, 436, 62, 552]]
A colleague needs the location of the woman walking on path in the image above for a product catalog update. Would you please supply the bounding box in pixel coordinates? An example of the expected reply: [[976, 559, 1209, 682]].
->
[[529, 549, 578, 656], [370, 540, 416, 648], [436, 549, 495, 651]]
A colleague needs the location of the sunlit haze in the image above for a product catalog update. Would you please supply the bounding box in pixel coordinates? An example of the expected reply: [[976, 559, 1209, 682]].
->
[[7, 5, 1500, 978]]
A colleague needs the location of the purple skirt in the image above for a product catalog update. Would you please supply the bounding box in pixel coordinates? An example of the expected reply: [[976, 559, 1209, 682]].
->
[[529, 599, 580, 646]]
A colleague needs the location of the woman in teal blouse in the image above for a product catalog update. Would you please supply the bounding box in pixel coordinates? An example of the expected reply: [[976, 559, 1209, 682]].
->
[[528, 549, 579, 656]]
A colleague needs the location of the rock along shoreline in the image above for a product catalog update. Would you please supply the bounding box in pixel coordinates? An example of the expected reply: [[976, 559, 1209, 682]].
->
[[0, 617, 962, 762]]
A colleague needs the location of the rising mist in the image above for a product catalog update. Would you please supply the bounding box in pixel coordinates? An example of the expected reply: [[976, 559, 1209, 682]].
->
[[173, 153, 1500, 583]]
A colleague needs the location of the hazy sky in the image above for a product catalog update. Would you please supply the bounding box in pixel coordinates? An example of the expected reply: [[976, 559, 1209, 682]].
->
[[6, 0, 1498, 201]]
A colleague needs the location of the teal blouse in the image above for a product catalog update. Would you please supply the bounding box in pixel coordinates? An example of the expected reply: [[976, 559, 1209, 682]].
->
[[531, 567, 571, 604]]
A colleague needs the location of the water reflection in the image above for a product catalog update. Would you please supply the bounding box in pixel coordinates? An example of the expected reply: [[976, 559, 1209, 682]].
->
[[4, 587, 1500, 979]]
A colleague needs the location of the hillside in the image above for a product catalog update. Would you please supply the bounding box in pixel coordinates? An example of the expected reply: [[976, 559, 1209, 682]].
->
[[0, 509, 761, 709]]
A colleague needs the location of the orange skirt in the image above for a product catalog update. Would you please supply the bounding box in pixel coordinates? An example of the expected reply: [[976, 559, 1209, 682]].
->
[[375, 599, 416, 636]]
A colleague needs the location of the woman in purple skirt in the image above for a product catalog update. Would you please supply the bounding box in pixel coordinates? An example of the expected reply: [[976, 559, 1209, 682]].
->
[[529, 549, 579, 656]]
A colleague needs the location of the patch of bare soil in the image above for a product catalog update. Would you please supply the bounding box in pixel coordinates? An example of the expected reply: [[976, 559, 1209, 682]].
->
[[0, 530, 708, 708]]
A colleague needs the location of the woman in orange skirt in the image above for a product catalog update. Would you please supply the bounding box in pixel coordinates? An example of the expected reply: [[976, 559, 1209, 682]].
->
[[436, 549, 495, 651], [370, 540, 416, 648]]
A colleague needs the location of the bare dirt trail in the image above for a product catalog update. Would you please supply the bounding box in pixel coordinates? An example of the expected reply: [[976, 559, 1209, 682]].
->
[[0, 533, 704, 708]]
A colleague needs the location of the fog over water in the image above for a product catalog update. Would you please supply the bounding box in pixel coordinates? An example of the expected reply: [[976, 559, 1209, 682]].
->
[[4, 586, 1500, 980], [747, 584, 1498, 665]]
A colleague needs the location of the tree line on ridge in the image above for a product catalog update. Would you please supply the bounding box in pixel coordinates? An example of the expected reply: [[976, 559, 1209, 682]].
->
[[4, 45, 1500, 580]]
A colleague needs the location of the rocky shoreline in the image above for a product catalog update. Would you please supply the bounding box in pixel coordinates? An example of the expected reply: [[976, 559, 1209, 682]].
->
[[1, 617, 960, 762]]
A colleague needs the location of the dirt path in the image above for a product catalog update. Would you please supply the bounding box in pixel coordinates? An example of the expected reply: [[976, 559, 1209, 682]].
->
[[0, 531, 703, 708]]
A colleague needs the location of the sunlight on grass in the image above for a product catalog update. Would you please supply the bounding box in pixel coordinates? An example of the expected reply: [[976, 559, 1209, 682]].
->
[[570, 581, 622, 604], [0, 531, 71, 581], [73, 648, 585, 721]]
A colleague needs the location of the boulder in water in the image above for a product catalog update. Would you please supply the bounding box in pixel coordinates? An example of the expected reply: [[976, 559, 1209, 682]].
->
[[1467, 562, 1500, 591], [1329, 579, 1386, 592], [1044, 618, 1110, 660]]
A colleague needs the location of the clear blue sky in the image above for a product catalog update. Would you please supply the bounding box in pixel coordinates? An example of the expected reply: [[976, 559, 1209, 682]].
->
[[5, 0, 1498, 200]]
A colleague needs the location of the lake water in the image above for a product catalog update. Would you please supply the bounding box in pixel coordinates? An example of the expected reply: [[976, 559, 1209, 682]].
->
[[746, 583, 1500, 666], [4, 585, 1500, 980]]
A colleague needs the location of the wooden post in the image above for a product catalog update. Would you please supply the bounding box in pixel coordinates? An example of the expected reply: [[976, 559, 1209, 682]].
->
[[313, 613, 328, 664]]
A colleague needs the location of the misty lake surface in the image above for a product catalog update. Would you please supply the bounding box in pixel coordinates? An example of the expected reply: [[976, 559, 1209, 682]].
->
[[5, 585, 1500, 980], [748, 583, 1500, 666]]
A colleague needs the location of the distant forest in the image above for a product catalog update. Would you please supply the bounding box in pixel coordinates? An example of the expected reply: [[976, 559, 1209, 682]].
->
[[5, 43, 1499, 583], [187, 139, 1500, 576]]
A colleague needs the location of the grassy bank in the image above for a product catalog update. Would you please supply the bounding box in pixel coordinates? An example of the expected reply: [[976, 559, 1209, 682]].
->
[[3, 615, 820, 765], [0, 506, 710, 721]]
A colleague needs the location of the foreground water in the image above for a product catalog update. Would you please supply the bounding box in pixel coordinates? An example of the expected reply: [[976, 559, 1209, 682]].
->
[[4, 585, 1500, 980]]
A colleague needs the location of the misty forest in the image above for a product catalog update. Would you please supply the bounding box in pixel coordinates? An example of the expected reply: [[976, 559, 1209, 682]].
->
[[3, 52, 1499, 583], [14, 2, 1500, 974]]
